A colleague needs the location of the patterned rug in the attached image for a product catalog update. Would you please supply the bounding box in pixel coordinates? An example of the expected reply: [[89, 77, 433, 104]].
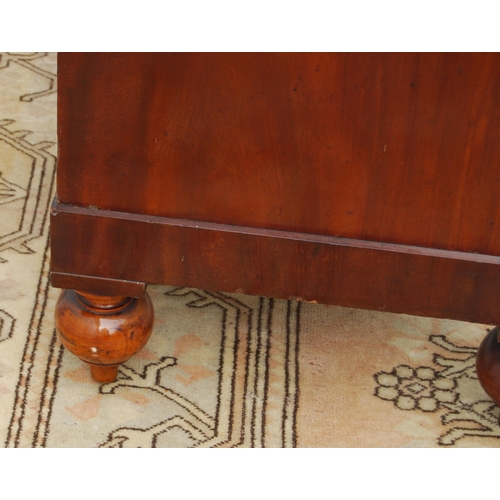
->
[[1, 52, 499, 448]]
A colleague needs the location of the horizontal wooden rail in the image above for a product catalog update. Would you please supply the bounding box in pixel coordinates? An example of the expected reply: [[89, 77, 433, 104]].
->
[[51, 200, 500, 325]]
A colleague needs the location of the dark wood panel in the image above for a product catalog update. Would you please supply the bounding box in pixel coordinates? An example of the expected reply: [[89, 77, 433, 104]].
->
[[50, 272, 146, 297], [50, 201, 500, 325], [57, 52, 500, 255]]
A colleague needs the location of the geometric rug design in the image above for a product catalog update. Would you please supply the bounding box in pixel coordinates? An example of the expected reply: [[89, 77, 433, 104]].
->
[[97, 289, 300, 448], [374, 333, 500, 446], [1, 52, 499, 447]]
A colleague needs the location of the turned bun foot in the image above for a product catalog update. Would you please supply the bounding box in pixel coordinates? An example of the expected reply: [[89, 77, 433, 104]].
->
[[55, 289, 154, 382], [476, 326, 500, 424], [89, 364, 119, 383]]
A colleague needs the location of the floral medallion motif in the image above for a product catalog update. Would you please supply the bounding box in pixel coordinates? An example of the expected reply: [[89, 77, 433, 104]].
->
[[374, 333, 500, 445]]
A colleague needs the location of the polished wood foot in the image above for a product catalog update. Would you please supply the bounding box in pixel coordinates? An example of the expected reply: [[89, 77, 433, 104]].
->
[[476, 326, 500, 424], [54, 289, 154, 382], [88, 364, 119, 383]]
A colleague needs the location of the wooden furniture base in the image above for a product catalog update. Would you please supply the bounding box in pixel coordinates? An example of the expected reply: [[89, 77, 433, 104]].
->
[[476, 327, 500, 424], [51, 53, 500, 409], [54, 289, 154, 382]]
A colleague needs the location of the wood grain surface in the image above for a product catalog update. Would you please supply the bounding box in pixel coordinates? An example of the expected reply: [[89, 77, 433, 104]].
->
[[54, 288, 154, 382], [57, 53, 500, 255], [51, 202, 500, 325]]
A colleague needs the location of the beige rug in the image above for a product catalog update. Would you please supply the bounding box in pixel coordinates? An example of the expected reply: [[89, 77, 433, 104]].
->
[[1, 52, 499, 448]]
